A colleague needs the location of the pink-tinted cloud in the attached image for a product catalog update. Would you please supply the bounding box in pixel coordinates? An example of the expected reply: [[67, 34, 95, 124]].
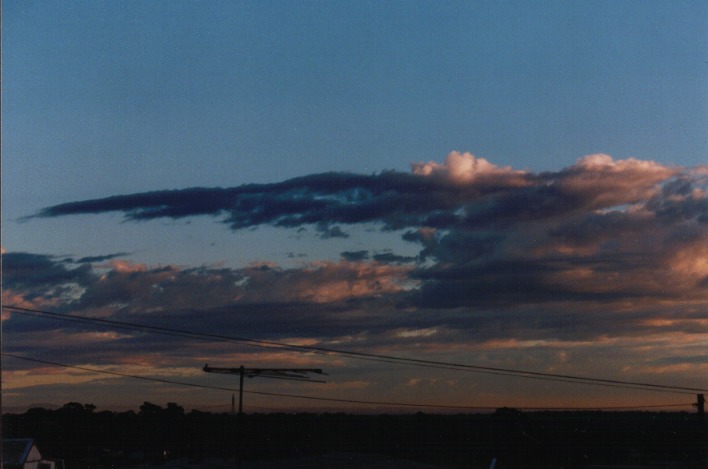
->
[[5, 153, 707, 409], [557, 154, 677, 209], [237, 260, 414, 304], [411, 151, 528, 186], [10, 153, 707, 318]]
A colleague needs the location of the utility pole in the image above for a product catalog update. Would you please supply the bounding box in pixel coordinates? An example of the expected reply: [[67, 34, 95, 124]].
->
[[239, 366, 244, 415], [203, 365, 326, 416], [697, 394, 707, 468]]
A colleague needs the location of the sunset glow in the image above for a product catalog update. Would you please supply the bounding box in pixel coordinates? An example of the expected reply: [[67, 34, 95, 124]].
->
[[2, 1, 706, 414]]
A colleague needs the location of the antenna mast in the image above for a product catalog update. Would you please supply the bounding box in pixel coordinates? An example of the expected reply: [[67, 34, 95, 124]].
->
[[203, 364, 327, 415]]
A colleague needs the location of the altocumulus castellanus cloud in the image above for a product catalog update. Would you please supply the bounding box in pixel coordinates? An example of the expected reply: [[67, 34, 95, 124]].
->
[[27, 152, 708, 307], [6, 152, 707, 367]]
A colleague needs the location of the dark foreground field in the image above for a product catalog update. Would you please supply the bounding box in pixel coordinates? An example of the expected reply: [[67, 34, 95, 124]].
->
[[3, 403, 706, 468]]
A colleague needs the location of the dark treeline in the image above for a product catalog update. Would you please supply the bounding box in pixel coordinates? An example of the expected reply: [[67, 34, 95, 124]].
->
[[3, 402, 706, 468]]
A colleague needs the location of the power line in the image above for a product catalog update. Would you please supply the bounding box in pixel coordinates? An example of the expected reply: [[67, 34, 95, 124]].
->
[[2, 353, 693, 412], [4, 306, 584, 386], [4, 304, 706, 395], [5, 304, 704, 394], [0, 353, 492, 411]]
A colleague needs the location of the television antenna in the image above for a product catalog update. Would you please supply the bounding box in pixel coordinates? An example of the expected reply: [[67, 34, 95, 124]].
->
[[203, 365, 327, 415]]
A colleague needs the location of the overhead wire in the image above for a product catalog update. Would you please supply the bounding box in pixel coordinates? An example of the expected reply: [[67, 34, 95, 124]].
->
[[5, 306, 688, 394], [1, 353, 494, 411], [3, 304, 706, 395], [2, 353, 694, 412]]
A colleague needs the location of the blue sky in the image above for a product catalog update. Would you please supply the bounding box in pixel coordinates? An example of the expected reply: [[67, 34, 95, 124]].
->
[[4, 0, 706, 267], [2, 1, 706, 412]]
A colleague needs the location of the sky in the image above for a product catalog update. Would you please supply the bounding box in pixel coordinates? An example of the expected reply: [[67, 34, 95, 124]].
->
[[2, 0, 707, 413]]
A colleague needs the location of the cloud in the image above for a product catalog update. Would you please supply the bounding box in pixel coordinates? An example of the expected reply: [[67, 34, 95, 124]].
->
[[19, 153, 708, 311], [2, 252, 94, 307], [553, 154, 677, 209], [2, 253, 415, 348], [28, 153, 689, 237], [6, 153, 707, 404], [76, 252, 131, 263], [411, 151, 527, 185], [235, 260, 414, 304], [316, 222, 349, 239], [371, 251, 416, 264], [2, 252, 93, 289], [341, 250, 369, 262], [30, 152, 534, 233]]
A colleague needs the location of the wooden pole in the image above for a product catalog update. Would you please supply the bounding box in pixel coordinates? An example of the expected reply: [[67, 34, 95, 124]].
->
[[697, 394, 707, 467], [203, 364, 325, 416], [239, 366, 245, 416]]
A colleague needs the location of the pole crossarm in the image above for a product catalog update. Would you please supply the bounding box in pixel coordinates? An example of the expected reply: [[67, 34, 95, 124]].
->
[[203, 365, 327, 382], [203, 364, 327, 415]]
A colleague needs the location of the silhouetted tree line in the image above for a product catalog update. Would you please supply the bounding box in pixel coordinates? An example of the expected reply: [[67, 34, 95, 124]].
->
[[3, 402, 706, 468]]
